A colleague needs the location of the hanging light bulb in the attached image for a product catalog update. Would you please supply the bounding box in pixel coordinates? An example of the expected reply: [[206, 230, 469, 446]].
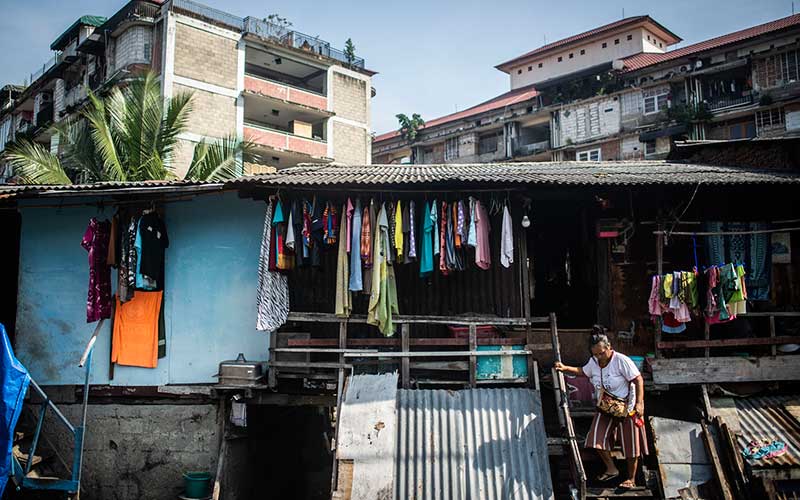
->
[[521, 215, 531, 228]]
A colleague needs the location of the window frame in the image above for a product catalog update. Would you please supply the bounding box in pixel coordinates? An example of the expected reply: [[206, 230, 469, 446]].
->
[[577, 148, 601, 162], [644, 140, 657, 156], [445, 137, 460, 161]]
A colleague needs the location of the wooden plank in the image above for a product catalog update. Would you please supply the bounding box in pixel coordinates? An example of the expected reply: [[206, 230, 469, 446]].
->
[[286, 311, 545, 325], [701, 419, 734, 500], [657, 335, 800, 349], [249, 392, 337, 407], [401, 323, 410, 389], [342, 350, 531, 358], [655, 227, 663, 359], [469, 324, 477, 388], [770, 316, 777, 357], [286, 337, 531, 347], [268, 327, 278, 388], [651, 356, 800, 384], [717, 418, 749, 499], [704, 322, 711, 358]]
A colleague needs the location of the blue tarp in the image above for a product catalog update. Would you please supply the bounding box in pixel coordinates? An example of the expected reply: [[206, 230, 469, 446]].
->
[[0, 324, 30, 495]]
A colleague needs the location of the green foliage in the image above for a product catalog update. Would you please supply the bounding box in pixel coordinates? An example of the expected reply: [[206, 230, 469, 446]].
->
[[7, 71, 251, 185], [344, 38, 356, 67], [667, 102, 712, 125], [759, 93, 774, 106], [396, 113, 425, 144]]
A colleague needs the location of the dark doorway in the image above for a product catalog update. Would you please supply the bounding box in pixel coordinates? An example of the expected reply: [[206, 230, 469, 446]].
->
[[0, 210, 21, 343]]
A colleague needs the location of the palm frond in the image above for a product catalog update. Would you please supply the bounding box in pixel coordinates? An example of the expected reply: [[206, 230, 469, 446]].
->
[[5, 140, 72, 185], [159, 90, 193, 172], [84, 90, 126, 181], [184, 136, 256, 182]]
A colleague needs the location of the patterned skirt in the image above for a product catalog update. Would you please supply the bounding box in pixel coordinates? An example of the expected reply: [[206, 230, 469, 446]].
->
[[585, 411, 649, 458]]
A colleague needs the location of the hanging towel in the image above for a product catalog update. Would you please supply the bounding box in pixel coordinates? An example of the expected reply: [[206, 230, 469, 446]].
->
[[394, 201, 404, 261], [349, 199, 363, 292], [112, 291, 162, 368], [408, 200, 417, 260], [335, 202, 352, 318], [367, 204, 398, 336], [0, 324, 29, 497], [256, 201, 289, 332], [500, 205, 514, 268], [475, 200, 491, 270], [420, 201, 434, 278], [467, 197, 477, 248]]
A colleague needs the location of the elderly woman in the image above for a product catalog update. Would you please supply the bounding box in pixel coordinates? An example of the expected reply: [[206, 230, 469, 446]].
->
[[555, 332, 646, 489]]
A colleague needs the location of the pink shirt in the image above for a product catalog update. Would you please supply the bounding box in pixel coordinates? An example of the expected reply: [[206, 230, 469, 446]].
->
[[474, 200, 491, 270]]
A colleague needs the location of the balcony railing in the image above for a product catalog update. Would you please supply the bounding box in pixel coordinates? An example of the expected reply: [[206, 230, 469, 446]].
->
[[28, 54, 59, 86], [244, 121, 328, 158], [705, 93, 753, 112], [243, 17, 365, 69], [172, 0, 243, 30], [244, 73, 327, 111], [513, 139, 550, 157]]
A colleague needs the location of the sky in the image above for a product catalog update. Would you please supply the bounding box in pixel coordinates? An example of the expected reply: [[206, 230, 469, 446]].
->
[[0, 0, 794, 135]]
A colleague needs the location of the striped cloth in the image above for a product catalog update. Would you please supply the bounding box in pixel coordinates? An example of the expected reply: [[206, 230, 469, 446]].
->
[[585, 411, 649, 458], [256, 200, 289, 332]]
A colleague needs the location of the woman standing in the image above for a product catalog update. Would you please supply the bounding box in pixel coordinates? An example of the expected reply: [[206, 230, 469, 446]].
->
[[555, 332, 647, 489]]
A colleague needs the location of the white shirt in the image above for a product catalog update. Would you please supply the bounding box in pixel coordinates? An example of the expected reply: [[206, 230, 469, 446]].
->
[[582, 351, 641, 399], [500, 206, 514, 268]]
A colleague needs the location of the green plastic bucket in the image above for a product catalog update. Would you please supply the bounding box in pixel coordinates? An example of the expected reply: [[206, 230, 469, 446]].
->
[[183, 472, 212, 499]]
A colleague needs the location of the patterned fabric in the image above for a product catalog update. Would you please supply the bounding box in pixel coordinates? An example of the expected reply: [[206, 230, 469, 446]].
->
[[585, 411, 649, 458], [126, 217, 138, 289], [706, 221, 771, 300], [81, 218, 113, 323], [408, 200, 417, 259], [256, 201, 289, 332]]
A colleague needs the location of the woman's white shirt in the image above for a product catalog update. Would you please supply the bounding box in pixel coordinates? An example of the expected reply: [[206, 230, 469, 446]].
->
[[582, 351, 640, 399]]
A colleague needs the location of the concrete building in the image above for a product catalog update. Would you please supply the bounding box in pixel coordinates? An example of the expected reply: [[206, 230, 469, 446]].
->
[[373, 13, 800, 164], [0, 0, 375, 182]]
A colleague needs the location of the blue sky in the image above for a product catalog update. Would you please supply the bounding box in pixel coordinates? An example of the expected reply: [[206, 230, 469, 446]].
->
[[0, 0, 793, 134]]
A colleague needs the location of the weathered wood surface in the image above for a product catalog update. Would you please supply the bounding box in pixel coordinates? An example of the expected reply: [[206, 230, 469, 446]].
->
[[651, 356, 800, 384], [657, 335, 800, 350]]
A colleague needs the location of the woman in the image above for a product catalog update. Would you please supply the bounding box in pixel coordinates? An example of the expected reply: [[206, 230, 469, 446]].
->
[[555, 332, 646, 489]]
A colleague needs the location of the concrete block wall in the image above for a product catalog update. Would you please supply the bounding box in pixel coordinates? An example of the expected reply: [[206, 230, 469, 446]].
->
[[114, 25, 153, 70], [333, 121, 368, 165], [557, 97, 620, 146], [173, 22, 238, 89], [39, 403, 220, 500], [174, 84, 237, 138], [331, 72, 367, 123]]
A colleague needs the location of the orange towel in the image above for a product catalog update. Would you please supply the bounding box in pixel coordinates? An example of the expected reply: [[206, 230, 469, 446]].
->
[[112, 291, 163, 368]]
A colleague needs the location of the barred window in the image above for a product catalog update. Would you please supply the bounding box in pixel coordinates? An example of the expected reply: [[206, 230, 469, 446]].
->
[[445, 137, 459, 161]]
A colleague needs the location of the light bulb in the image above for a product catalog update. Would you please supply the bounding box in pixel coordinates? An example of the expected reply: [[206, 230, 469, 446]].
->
[[521, 215, 531, 228]]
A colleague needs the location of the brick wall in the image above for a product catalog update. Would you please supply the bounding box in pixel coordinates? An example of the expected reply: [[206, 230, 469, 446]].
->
[[174, 84, 236, 138], [174, 22, 238, 89], [40, 403, 219, 500], [333, 122, 367, 164], [332, 72, 367, 123]]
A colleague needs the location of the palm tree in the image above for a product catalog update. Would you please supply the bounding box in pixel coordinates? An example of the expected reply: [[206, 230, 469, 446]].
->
[[6, 71, 256, 184]]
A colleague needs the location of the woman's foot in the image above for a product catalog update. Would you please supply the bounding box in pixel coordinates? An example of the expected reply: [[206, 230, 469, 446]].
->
[[618, 479, 636, 489], [596, 469, 619, 482]]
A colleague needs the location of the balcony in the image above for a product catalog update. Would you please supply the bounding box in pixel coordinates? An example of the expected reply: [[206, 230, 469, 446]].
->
[[244, 121, 329, 160], [513, 139, 550, 157], [705, 93, 754, 112], [28, 54, 59, 87], [244, 74, 327, 112]]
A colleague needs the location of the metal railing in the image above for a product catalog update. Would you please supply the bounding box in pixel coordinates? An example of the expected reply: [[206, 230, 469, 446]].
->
[[172, 0, 244, 30], [513, 138, 550, 157], [705, 94, 753, 111], [28, 54, 59, 87]]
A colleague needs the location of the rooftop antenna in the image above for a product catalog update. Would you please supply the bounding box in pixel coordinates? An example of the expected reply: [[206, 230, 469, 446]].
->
[[622, 7, 625, 18], [793, 1, 796, 14]]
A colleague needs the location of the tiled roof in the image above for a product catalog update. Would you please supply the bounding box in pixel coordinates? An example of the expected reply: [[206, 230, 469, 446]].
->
[[373, 84, 539, 143], [622, 13, 800, 72], [232, 161, 800, 187], [495, 15, 681, 71], [0, 179, 223, 199]]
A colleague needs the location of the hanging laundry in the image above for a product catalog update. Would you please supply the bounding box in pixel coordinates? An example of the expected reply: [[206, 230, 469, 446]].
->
[[107, 211, 119, 267], [360, 200, 373, 268], [367, 204, 398, 336], [345, 198, 354, 254], [309, 198, 324, 266], [407, 200, 417, 261], [256, 200, 289, 332], [117, 209, 135, 303], [362, 199, 378, 295], [419, 201, 434, 278], [385, 200, 396, 263], [81, 217, 113, 323], [135, 211, 169, 290], [349, 199, 363, 292], [500, 205, 514, 268], [474, 199, 491, 270], [335, 202, 351, 318], [439, 201, 449, 275], [323, 201, 339, 246], [112, 291, 162, 368], [290, 201, 304, 268], [706, 222, 771, 300], [126, 215, 139, 290], [285, 206, 297, 267], [444, 202, 463, 271], [394, 200, 404, 262], [431, 200, 439, 256], [467, 197, 477, 248], [273, 201, 294, 272], [456, 200, 465, 248]]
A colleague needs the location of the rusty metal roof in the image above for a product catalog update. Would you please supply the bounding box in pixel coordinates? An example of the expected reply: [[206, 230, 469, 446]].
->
[[232, 161, 800, 188], [733, 395, 800, 470], [0, 179, 224, 199], [395, 387, 553, 500]]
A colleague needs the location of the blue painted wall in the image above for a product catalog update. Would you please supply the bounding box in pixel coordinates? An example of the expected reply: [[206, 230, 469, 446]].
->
[[15, 192, 269, 386]]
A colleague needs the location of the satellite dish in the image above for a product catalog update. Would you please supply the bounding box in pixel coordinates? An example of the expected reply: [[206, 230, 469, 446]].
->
[[612, 59, 625, 71]]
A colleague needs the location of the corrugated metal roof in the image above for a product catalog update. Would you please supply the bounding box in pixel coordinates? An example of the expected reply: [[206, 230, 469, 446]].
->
[[232, 161, 800, 188], [495, 16, 681, 71], [734, 395, 800, 469], [373, 84, 539, 143], [0, 179, 224, 199], [50, 15, 108, 50], [622, 13, 800, 72], [395, 388, 553, 500]]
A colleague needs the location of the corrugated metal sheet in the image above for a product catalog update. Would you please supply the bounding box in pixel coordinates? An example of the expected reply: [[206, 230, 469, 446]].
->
[[395, 388, 553, 500], [650, 417, 715, 499], [623, 13, 800, 72], [734, 395, 800, 469], [233, 162, 800, 188]]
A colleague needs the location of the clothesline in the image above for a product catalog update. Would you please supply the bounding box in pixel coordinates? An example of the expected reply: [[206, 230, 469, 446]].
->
[[653, 226, 800, 237]]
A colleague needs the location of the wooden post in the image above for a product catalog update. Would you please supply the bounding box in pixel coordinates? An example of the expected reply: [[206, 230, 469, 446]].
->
[[519, 227, 535, 389], [704, 322, 711, 358], [769, 315, 777, 357], [338, 320, 348, 391], [268, 327, 278, 389], [468, 324, 477, 388], [401, 323, 410, 389], [655, 227, 664, 359], [701, 419, 734, 500]]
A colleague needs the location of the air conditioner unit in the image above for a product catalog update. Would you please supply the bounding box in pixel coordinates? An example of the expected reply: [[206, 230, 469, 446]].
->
[[680, 65, 689, 72], [694, 60, 703, 69], [39, 93, 52, 103]]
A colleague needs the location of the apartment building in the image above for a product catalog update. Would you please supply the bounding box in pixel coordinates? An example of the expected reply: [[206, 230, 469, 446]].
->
[[0, 0, 374, 181], [373, 13, 800, 164]]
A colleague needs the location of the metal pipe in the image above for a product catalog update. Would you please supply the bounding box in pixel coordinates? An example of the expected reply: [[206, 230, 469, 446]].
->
[[28, 379, 76, 433], [342, 350, 532, 358]]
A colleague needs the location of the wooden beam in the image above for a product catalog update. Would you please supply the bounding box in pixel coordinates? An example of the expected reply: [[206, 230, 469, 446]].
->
[[469, 324, 477, 388], [651, 356, 800, 384], [657, 336, 800, 350], [701, 419, 734, 500], [770, 316, 777, 357], [286, 311, 547, 325], [342, 350, 531, 358], [249, 392, 337, 406], [286, 337, 530, 347], [655, 227, 664, 360], [401, 323, 410, 389]]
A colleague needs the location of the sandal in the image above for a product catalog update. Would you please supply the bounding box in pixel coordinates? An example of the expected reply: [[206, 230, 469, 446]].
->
[[596, 471, 619, 482], [618, 480, 636, 489]]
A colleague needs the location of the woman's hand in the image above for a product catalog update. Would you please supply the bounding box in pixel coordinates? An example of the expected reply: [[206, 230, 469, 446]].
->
[[554, 361, 566, 372], [635, 401, 645, 416]]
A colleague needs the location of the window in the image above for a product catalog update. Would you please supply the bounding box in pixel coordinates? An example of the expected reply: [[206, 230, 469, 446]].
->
[[754, 49, 800, 89], [647, 35, 651, 41], [528, 66, 532, 71], [659, 42, 663, 48], [479, 133, 499, 154], [538, 62, 543, 68], [580, 49, 586, 55], [569, 53, 574, 59], [643, 87, 670, 115], [644, 140, 657, 156], [755, 108, 785, 130], [602, 42, 607, 48], [627, 34, 632, 41], [558, 56, 563, 62], [445, 137, 459, 161], [517, 69, 522, 75], [577, 148, 601, 161]]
